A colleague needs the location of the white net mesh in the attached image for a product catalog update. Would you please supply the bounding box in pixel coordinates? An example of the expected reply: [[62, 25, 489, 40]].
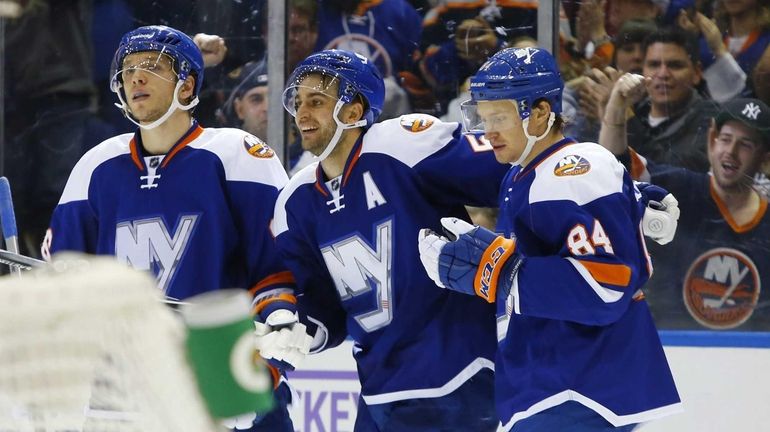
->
[[0, 253, 222, 432]]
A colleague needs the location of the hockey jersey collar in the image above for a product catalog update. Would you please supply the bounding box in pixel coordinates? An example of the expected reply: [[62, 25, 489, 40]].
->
[[129, 121, 204, 171], [313, 133, 365, 197], [515, 136, 576, 180]]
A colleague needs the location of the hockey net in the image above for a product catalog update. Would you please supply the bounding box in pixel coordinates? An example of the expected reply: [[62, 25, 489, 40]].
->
[[0, 253, 222, 432]]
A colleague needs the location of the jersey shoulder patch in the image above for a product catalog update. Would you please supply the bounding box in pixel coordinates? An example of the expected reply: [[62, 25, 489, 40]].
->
[[399, 114, 436, 133], [243, 134, 275, 158], [530, 142, 626, 206], [554, 154, 592, 177], [191, 128, 287, 188]]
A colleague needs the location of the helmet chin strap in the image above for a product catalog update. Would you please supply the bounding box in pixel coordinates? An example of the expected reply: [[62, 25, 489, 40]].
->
[[114, 80, 199, 130], [314, 99, 367, 162], [511, 112, 556, 166]]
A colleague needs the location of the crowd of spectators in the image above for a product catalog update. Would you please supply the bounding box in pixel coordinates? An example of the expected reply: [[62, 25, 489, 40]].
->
[[3, 0, 769, 331]]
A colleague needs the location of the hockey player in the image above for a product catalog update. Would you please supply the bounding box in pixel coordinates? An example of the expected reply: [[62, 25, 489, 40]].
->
[[418, 47, 683, 431], [270, 49, 510, 431], [41, 26, 304, 432]]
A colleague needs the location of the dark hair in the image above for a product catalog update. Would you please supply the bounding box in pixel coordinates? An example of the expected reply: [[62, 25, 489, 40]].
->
[[642, 28, 700, 65], [615, 19, 658, 49]]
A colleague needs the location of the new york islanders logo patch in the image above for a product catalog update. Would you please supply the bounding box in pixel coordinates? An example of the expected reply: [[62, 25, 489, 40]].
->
[[554, 155, 591, 176], [400, 114, 435, 132], [243, 134, 274, 158], [683, 247, 760, 330]]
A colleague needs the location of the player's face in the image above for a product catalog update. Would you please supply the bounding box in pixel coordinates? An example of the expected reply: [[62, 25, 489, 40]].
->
[[709, 120, 767, 190], [477, 100, 525, 164], [643, 43, 701, 113], [293, 74, 342, 156], [235, 85, 269, 139], [120, 52, 178, 123]]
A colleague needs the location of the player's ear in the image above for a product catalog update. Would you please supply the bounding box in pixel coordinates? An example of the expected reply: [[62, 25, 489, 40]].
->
[[345, 98, 364, 123], [179, 76, 195, 103], [531, 100, 552, 127]]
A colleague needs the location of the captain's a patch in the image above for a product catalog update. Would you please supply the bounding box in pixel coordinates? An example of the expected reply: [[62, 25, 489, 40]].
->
[[554, 155, 591, 177]]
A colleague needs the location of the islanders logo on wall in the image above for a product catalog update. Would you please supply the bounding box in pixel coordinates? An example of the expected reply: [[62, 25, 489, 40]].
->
[[400, 114, 435, 133], [243, 135, 274, 158], [683, 247, 760, 330], [554, 155, 591, 176]]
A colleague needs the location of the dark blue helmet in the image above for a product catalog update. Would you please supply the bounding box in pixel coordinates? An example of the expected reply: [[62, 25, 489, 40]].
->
[[110, 25, 204, 98], [469, 47, 563, 119], [283, 49, 385, 127]]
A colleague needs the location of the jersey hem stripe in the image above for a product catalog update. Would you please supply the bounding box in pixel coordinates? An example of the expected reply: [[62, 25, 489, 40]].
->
[[497, 390, 684, 431], [361, 357, 494, 405]]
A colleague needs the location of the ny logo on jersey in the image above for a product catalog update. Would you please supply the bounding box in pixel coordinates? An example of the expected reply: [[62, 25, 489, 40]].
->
[[321, 219, 393, 332], [115, 215, 198, 293]]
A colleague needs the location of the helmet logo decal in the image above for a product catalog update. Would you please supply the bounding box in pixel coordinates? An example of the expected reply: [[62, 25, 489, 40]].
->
[[683, 247, 760, 330], [243, 135, 275, 158], [519, 100, 528, 114], [399, 114, 435, 133], [554, 155, 591, 177], [514, 47, 537, 64]]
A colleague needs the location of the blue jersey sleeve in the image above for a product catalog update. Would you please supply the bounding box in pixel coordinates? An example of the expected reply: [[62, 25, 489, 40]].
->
[[47, 200, 99, 256], [226, 174, 297, 321], [46, 146, 108, 257], [413, 130, 508, 208], [508, 149, 651, 326]]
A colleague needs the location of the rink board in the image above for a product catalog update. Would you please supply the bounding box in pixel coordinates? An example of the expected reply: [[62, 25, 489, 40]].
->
[[287, 331, 770, 432]]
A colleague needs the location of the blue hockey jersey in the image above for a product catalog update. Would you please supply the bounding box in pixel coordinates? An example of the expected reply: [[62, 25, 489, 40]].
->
[[46, 122, 295, 306], [272, 115, 508, 404], [494, 139, 682, 430], [629, 152, 770, 331], [314, 0, 422, 78]]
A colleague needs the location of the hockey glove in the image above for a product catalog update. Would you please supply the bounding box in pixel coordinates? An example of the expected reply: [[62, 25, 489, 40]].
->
[[636, 182, 680, 245], [418, 217, 521, 303], [254, 309, 312, 371]]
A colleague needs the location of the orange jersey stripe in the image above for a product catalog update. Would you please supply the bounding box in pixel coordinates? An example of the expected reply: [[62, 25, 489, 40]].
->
[[249, 271, 296, 295], [709, 176, 768, 233], [628, 147, 646, 181], [577, 259, 632, 287], [253, 293, 298, 315], [129, 137, 144, 170], [342, 143, 363, 187], [162, 125, 204, 168]]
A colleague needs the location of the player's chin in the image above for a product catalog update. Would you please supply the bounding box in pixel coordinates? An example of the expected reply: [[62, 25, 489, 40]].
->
[[492, 147, 514, 164]]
